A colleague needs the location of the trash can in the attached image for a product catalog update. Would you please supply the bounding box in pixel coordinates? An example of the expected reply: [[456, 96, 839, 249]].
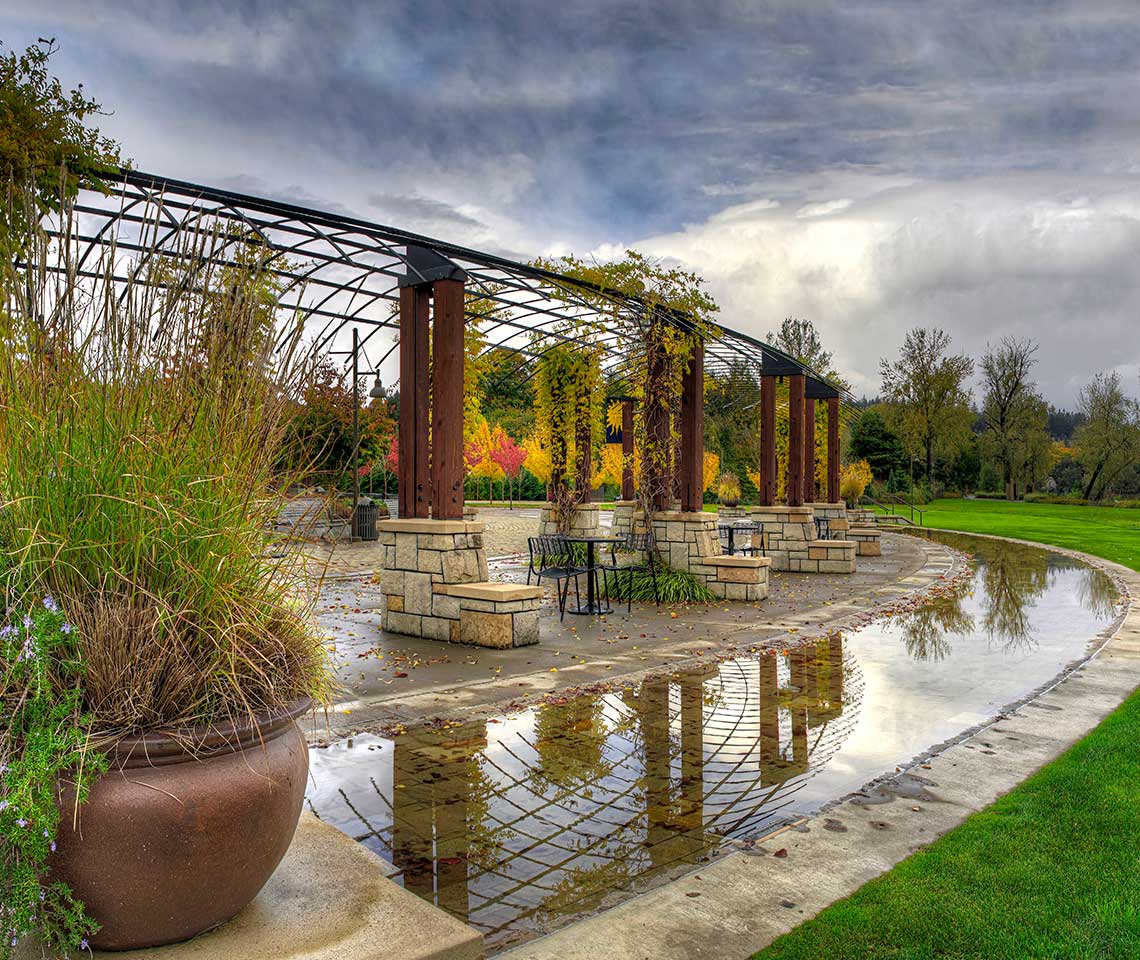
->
[[352, 498, 379, 541]]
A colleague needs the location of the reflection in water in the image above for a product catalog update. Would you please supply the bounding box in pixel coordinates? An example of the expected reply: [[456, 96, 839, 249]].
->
[[901, 532, 1117, 660], [308, 533, 1120, 952], [307, 639, 860, 951]]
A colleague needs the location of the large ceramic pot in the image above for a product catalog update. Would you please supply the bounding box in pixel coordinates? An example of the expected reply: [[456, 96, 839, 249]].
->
[[53, 699, 311, 951]]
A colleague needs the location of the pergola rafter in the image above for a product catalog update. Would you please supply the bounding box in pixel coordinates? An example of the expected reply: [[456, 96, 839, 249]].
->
[[55, 168, 859, 511]]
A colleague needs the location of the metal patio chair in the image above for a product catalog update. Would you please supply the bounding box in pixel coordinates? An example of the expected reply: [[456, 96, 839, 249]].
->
[[597, 530, 660, 612], [526, 534, 583, 621]]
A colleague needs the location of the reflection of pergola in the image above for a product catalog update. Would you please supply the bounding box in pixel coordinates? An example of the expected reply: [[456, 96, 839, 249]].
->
[[66, 169, 855, 517]]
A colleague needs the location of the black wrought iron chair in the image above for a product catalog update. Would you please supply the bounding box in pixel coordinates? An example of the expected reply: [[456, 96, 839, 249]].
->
[[814, 517, 831, 541], [720, 521, 761, 556], [597, 530, 660, 612], [526, 534, 583, 620]]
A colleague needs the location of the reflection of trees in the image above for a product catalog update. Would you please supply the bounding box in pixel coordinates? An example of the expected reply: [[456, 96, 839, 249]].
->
[[979, 541, 1049, 652], [1075, 567, 1118, 620], [530, 697, 614, 794], [899, 589, 975, 661]]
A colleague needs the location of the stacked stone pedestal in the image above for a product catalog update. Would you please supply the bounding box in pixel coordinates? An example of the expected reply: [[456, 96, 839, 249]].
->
[[649, 511, 769, 601], [538, 502, 600, 538], [611, 500, 647, 538], [748, 505, 857, 573], [378, 519, 541, 647], [848, 527, 882, 556], [809, 501, 850, 538]]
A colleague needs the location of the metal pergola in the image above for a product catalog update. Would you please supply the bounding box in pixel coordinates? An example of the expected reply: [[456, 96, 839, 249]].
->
[[60, 168, 855, 410]]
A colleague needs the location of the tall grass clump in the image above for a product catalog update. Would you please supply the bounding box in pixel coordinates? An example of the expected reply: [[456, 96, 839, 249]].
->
[[0, 189, 330, 738]]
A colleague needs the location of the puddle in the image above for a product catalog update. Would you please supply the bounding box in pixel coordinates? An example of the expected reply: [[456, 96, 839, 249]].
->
[[305, 532, 1118, 951]]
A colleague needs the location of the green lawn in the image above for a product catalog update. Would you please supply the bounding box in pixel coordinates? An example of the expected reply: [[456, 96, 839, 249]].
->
[[756, 498, 1140, 960]]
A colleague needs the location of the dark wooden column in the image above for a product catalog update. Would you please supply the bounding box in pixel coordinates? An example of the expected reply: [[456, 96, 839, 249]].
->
[[575, 415, 592, 503], [787, 374, 805, 507], [803, 397, 817, 504], [827, 396, 841, 503], [430, 278, 465, 519], [679, 340, 705, 513], [646, 332, 671, 512], [398, 285, 431, 518], [759, 374, 777, 506], [621, 398, 635, 500]]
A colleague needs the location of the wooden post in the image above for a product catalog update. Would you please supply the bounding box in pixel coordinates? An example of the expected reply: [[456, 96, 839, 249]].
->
[[576, 415, 592, 503], [621, 398, 635, 500], [759, 375, 776, 506], [398, 285, 431, 518], [803, 396, 816, 504], [787, 374, 805, 507], [680, 340, 704, 513], [647, 329, 670, 512], [827, 396, 841, 503], [430, 278, 465, 519]]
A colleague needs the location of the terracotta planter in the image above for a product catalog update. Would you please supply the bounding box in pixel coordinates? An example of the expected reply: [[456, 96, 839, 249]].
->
[[53, 699, 311, 951]]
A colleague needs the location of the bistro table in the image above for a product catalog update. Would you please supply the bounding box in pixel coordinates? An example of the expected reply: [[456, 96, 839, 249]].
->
[[718, 521, 762, 557], [563, 534, 625, 615]]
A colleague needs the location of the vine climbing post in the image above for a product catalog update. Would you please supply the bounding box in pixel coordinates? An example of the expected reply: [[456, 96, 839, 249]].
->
[[828, 396, 841, 503], [621, 398, 635, 500], [787, 373, 805, 507], [679, 338, 704, 513], [645, 315, 671, 512], [803, 395, 816, 503], [759, 374, 777, 507]]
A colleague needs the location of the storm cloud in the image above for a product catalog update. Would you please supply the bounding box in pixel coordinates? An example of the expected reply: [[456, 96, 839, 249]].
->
[[5, 0, 1140, 403]]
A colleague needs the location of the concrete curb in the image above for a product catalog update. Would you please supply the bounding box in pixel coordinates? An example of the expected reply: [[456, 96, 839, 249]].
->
[[499, 532, 1139, 960]]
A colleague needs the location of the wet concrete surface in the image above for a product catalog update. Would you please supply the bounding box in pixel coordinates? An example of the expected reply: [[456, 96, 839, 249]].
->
[[305, 532, 942, 739], [303, 532, 1122, 954]]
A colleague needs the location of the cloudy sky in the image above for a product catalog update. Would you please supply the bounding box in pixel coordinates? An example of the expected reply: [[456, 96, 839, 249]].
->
[[5, 0, 1140, 405]]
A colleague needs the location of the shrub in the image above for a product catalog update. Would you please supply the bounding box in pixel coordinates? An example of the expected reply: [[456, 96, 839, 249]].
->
[[1, 601, 106, 957], [840, 460, 873, 506], [600, 565, 716, 604], [1, 198, 332, 735], [716, 471, 742, 506], [973, 491, 1011, 500]]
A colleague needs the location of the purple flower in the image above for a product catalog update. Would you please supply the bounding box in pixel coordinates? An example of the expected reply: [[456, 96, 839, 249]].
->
[[16, 818, 27, 828], [50, 840, 56, 852], [42, 595, 59, 612], [60, 622, 73, 635], [0, 624, 13, 637], [22, 615, 32, 630], [80, 938, 89, 951]]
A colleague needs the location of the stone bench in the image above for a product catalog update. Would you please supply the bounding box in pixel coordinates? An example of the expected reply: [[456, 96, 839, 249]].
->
[[848, 526, 882, 557], [443, 582, 543, 648], [695, 554, 771, 602]]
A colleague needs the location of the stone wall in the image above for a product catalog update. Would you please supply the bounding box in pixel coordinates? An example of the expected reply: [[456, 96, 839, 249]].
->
[[649, 510, 769, 601], [747, 505, 857, 574], [611, 500, 645, 538], [848, 526, 883, 557], [809, 501, 850, 538], [537, 503, 600, 538], [377, 518, 541, 646]]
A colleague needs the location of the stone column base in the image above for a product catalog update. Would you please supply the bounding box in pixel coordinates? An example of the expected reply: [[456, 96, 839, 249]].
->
[[538, 502, 600, 537], [611, 500, 644, 538], [717, 505, 747, 519], [747, 505, 856, 573], [649, 510, 770, 601]]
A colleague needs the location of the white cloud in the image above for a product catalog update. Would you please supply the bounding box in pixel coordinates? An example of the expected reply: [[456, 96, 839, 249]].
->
[[637, 173, 1140, 405]]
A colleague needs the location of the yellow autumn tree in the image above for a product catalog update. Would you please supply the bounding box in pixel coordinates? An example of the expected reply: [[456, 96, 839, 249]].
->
[[703, 451, 720, 492], [523, 437, 552, 487]]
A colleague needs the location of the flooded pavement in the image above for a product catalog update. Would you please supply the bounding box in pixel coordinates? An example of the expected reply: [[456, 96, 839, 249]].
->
[[305, 531, 1120, 952]]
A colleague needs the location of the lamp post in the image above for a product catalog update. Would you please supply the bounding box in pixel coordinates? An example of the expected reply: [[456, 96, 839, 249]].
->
[[350, 328, 388, 540]]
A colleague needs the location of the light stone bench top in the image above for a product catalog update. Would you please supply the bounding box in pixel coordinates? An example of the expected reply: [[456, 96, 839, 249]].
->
[[443, 582, 544, 602], [704, 555, 772, 568]]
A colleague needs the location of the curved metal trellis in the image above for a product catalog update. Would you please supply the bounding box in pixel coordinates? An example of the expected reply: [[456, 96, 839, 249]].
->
[[56, 168, 858, 423]]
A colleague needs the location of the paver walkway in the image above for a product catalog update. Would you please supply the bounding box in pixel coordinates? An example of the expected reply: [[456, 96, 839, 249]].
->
[[303, 531, 953, 741]]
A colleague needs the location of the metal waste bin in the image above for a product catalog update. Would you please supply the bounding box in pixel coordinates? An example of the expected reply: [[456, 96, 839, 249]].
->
[[352, 498, 379, 541]]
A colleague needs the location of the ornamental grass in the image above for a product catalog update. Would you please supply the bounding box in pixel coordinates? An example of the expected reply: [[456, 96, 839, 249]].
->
[[0, 193, 331, 740]]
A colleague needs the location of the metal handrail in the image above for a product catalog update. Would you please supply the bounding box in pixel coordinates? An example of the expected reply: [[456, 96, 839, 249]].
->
[[859, 493, 925, 527]]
